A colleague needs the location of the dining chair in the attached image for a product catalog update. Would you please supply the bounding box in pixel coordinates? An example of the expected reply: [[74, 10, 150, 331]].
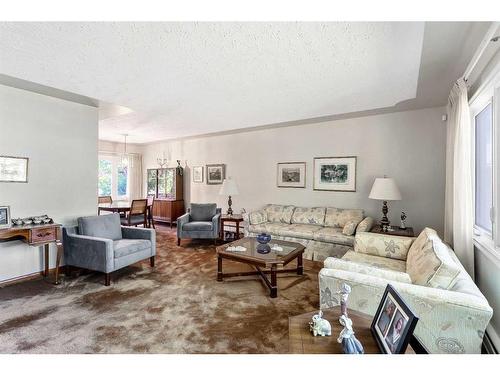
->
[[147, 195, 156, 229], [121, 199, 148, 227], [98, 196, 112, 204]]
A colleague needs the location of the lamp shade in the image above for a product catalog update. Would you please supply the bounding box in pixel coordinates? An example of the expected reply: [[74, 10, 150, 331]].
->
[[369, 177, 401, 201], [219, 178, 239, 196]]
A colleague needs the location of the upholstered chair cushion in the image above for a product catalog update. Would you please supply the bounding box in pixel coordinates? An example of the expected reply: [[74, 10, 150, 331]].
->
[[356, 217, 374, 232], [183, 221, 214, 231], [190, 203, 217, 222], [113, 239, 152, 258], [341, 251, 407, 273], [264, 204, 295, 224], [406, 228, 461, 289], [248, 210, 268, 225], [354, 232, 414, 261], [291, 207, 326, 225], [78, 213, 122, 241], [324, 208, 364, 228]]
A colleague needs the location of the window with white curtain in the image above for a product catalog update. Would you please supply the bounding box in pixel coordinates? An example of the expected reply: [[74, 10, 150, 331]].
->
[[98, 154, 129, 200], [474, 102, 493, 235]]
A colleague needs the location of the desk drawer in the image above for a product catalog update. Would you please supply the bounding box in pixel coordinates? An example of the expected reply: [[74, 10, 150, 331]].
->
[[31, 227, 57, 244]]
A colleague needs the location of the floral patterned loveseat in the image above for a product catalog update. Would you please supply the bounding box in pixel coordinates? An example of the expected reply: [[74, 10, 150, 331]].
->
[[319, 228, 493, 353], [243, 204, 374, 261]]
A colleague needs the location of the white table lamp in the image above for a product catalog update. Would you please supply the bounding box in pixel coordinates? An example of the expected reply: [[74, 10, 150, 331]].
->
[[369, 177, 401, 229], [219, 177, 239, 215]]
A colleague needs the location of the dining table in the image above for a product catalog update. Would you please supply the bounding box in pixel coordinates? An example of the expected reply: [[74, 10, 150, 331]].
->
[[98, 201, 154, 227]]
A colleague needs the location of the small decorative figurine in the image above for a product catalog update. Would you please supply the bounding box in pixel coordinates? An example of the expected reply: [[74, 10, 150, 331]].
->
[[400, 211, 407, 229], [309, 310, 332, 337], [337, 283, 352, 317], [176, 160, 184, 176], [337, 314, 364, 354]]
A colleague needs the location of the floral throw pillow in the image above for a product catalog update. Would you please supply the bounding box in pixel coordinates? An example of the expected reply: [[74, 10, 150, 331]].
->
[[342, 220, 358, 235]]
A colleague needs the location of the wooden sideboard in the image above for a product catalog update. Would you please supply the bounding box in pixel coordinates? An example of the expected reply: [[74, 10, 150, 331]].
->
[[152, 199, 185, 228], [0, 223, 63, 284]]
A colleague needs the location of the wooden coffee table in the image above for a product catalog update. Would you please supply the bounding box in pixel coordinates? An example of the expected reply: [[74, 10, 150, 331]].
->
[[216, 237, 305, 298], [289, 306, 417, 354]]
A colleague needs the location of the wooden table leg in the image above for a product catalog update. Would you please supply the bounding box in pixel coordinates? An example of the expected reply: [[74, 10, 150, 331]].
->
[[217, 254, 223, 281], [270, 264, 278, 298], [43, 244, 49, 277], [236, 221, 240, 239], [54, 241, 63, 285], [297, 253, 303, 275]]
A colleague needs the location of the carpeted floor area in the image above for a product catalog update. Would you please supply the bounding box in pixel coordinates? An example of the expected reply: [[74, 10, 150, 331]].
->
[[0, 227, 328, 353]]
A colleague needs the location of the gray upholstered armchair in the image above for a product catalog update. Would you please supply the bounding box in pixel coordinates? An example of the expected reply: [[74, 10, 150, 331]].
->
[[177, 203, 221, 246], [63, 213, 156, 286]]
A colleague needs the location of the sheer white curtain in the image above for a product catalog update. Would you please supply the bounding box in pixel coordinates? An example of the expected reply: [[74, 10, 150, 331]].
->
[[444, 78, 474, 276], [127, 154, 143, 200]]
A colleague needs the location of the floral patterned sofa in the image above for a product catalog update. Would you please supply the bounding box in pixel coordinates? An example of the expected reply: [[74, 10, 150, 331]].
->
[[319, 228, 493, 353], [243, 204, 374, 261]]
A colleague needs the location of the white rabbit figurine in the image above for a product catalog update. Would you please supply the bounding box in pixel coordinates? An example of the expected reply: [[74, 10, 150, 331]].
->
[[309, 310, 332, 337]]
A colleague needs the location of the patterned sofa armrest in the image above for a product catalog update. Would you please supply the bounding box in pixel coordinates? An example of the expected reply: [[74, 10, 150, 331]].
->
[[323, 257, 412, 284], [319, 268, 493, 353], [353, 231, 414, 261]]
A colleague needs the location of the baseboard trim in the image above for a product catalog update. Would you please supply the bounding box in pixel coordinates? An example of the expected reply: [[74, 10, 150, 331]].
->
[[0, 266, 63, 288]]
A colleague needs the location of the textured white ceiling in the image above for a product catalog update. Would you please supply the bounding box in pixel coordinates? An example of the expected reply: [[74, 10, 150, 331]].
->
[[0, 22, 425, 143]]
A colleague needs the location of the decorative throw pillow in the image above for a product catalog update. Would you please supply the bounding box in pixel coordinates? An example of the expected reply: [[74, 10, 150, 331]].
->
[[342, 220, 358, 235], [249, 210, 267, 225], [356, 217, 374, 232], [406, 228, 461, 289], [324, 208, 364, 228]]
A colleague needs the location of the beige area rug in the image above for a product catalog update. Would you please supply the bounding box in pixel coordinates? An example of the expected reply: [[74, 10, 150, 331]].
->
[[0, 227, 342, 353]]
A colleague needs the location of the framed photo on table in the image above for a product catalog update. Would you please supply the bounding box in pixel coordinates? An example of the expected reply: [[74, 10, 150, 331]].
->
[[0, 156, 29, 183], [371, 284, 419, 354], [277, 162, 306, 188], [192, 166, 204, 183], [0, 206, 11, 229], [313, 156, 356, 192], [206, 164, 225, 185]]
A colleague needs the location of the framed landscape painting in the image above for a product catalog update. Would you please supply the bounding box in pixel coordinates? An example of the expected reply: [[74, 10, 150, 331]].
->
[[206, 164, 225, 185], [0, 156, 29, 183], [277, 162, 306, 188], [192, 166, 204, 183], [313, 156, 356, 192]]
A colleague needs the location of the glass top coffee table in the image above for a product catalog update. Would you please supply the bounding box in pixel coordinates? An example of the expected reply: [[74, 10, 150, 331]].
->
[[216, 237, 305, 298]]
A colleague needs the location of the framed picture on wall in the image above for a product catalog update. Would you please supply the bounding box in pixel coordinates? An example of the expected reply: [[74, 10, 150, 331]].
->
[[313, 156, 356, 192], [192, 166, 204, 183], [206, 164, 225, 185], [0, 156, 29, 183], [277, 162, 306, 188], [0, 206, 11, 229]]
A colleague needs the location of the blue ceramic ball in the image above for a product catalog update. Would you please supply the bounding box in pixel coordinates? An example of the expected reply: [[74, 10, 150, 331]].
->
[[256, 233, 271, 244]]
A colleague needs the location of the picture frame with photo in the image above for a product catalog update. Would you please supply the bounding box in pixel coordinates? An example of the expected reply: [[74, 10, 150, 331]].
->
[[192, 166, 204, 183], [313, 156, 356, 192], [206, 164, 226, 185], [0, 156, 29, 183], [0, 206, 11, 229], [370, 284, 419, 354], [277, 162, 306, 188]]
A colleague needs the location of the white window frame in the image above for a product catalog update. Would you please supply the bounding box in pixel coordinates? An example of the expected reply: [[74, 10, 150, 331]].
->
[[98, 153, 130, 201], [470, 67, 500, 251]]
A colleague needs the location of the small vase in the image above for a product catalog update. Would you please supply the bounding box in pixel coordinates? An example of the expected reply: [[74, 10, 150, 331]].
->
[[256, 233, 271, 244]]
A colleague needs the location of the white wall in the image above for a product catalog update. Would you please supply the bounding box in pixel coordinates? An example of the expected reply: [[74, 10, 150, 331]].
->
[[0, 84, 98, 283], [142, 107, 446, 234]]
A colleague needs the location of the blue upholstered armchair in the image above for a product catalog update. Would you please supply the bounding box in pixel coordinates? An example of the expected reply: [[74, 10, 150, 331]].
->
[[177, 203, 221, 246], [63, 213, 156, 286]]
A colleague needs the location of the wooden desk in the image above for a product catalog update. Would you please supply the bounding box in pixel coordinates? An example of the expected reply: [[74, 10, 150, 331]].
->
[[0, 223, 63, 285], [289, 307, 417, 354]]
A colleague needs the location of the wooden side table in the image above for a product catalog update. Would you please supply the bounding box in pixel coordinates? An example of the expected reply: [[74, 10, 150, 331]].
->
[[370, 225, 415, 237], [0, 223, 63, 284], [220, 214, 244, 242], [289, 306, 417, 354]]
